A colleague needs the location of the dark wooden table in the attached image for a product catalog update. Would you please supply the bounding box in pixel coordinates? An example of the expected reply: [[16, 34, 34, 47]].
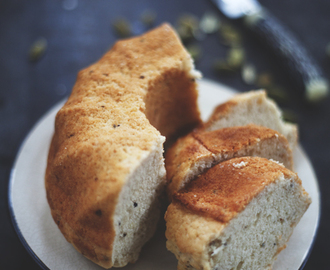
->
[[1, 0, 329, 269]]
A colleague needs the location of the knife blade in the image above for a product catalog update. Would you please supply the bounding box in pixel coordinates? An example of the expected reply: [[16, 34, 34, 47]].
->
[[211, 0, 328, 102]]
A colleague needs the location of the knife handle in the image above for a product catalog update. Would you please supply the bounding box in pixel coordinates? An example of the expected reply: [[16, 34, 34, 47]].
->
[[244, 10, 328, 102]]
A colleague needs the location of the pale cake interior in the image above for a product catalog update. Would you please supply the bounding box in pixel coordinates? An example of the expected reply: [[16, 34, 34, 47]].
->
[[205, 91, 297, 151], [112, 137, 166, 267], [169, 172, 310, 270]]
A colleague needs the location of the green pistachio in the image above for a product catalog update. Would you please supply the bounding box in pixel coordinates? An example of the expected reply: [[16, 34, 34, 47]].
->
[[266, 86, 289, 103], [113, 18, 132, 38], [177, 14, 200, 42], [256, 73, 273, 88], [213, 59, 236, 75], [176, 25, 194, 42], [140, 9, 156, 27], [241, 63, 257, 85], [29, 37, 47, 62], [227, 47, 245, 69], [186, 44, 202, 61], [281, 109, 298, 123], [178, 14, 199, 30], [219, 24, 241, 46], [200, 12, 221, 34]]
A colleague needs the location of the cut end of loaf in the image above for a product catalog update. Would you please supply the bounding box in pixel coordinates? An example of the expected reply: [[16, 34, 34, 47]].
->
[[111, 136, 166, 267], [205, 173, 311, 270], [203, 90, 298, 151], [165, 157, 311, 270]]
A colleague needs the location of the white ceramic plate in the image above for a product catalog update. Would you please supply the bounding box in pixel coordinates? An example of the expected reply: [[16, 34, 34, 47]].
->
[[9, 79, 320, 270]]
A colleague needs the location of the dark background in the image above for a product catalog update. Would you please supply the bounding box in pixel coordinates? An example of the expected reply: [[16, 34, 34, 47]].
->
[[1, 0, 329, 269]]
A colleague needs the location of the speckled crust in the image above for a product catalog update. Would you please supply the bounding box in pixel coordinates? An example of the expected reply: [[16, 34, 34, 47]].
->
[[45, 23, 201, 268], [165, 124, 293, 198], [174, 157, 296, 223]]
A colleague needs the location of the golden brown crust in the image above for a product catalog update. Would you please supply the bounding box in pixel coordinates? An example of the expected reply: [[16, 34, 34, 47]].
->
[[193, 124, 288, 154], [165, 124, 293, 199], [46, 23, 201, 268], [165, 201, 225, 267], [203, 100, 238, 130], [165, 133, 212, 195], [201, 90, 298, 151], [145, 68, 201, 145], [173, 157, 296, 223], [202, 91, 264, 131]]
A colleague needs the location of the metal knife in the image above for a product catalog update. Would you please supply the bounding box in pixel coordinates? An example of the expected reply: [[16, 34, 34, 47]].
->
[[211, 0, 328, 102]]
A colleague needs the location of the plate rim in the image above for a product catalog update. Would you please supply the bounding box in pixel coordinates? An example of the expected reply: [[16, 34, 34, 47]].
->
[[8, 168, 50, 270], [7, 78, 321, 270]]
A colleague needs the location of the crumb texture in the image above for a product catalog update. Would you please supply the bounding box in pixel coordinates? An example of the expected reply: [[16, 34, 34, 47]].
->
[[112, 138, 166, 266], [165, 157, 311, 270], [203, 90, 298, 151]]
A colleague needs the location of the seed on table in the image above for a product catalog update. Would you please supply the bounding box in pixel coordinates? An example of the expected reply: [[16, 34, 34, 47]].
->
[[28, 37, 47, 62], [200, 12, 221, 34], [242, 63, 257, 85]]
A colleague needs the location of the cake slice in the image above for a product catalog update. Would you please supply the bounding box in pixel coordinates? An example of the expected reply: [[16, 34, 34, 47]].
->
[[165, 157, 311, 270], [166, 124, 293, 198], [203, 90, 298, 151], [45, 23, 202, 268]]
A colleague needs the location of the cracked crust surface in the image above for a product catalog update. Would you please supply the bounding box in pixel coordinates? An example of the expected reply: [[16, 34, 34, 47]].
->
[[166, 124, 293, 198], [173, 157, 294, 223]]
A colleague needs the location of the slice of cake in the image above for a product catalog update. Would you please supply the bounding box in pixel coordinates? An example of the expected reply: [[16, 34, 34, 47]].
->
[[165, 157, 311, 270], [203, 90, 298, 151], [166, 124, 293, 198]]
